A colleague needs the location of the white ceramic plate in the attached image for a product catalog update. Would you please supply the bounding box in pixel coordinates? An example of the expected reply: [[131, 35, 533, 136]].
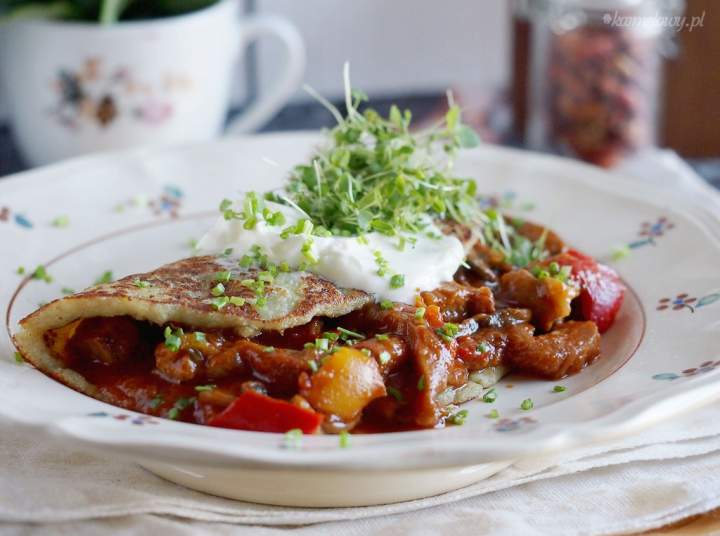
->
[[2, 133, 719, 506]]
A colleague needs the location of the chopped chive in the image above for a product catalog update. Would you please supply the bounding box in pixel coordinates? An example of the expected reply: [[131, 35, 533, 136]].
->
[[339, 430, 350, 448], [149, 394, 163, 409], [488, 409, 499, 419], [194, 384, 216, 392], [389, 274, 405, 289], [229, 296, 246, 306], [482, 388, 497, 403], [477, 342, 490, 353], [210, 296, 230, 310], [380, 299, 394, 310], [163, 326, 183, 352], [553, 385, 567, 393], [285, 428, 303, 448], [450, 409, 469, 425], [16, 266, 25, 275], [133, 279, 151, 289], [222, 247, 234, 257], [308, 360, 319, 373], [315, 338, 329, 351], [61, 287, 75, 295], [520, 398, 534, 411], [14, 351, 23, 363], [414, 307, 426, 320], [51, 215, 70, 228], [211, 283, 225, 297], [214, 271, 232, 282], [387, 386, 404, 403], [194, 332, 206, 343], [416, 375, 425, 391], [375, 333, 389, 341]]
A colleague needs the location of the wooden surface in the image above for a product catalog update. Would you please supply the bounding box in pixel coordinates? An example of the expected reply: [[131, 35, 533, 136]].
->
[[661, 0, 720, 157]]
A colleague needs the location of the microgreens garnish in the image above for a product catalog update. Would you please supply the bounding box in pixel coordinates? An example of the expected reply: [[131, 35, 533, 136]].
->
[[94, 270, 113, 285], [265, 66, 482, 241], [163, 326, 183, 352], [31, 265, 52, 283], [481, 210, 550, 268], [337, 327, 364, 340], [520, 398, 534, 411]]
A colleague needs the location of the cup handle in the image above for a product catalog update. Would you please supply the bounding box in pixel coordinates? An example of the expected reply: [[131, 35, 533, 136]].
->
[[225, 14, 306, 135]]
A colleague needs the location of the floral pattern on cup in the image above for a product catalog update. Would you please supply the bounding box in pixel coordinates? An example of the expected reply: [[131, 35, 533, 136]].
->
[[50, 57, 190, 130], [656, 292, 720, 313], [653, 360, 720, 381]]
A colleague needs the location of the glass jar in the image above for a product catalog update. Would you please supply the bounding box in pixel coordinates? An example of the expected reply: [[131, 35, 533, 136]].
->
[[526, 0, 684, 167]]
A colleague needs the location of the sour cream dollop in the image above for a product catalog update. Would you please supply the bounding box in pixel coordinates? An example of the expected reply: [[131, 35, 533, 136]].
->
[[198, 201, 465, 304]]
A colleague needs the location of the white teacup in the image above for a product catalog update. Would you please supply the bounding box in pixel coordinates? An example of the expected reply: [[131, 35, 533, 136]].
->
[[0, 0, 305, 167]]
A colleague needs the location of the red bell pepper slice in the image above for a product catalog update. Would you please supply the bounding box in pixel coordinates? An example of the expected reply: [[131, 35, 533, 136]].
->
[[549, 249, 625, 333], [208, 391, 324, 434]]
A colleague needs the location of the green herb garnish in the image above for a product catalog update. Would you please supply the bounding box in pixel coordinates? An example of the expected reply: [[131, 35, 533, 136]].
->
[[51, 215, 70, 227], [339, 430, 350, 448], [133, 279, 151, 288], [553, 385, 567, 393], [387, 386, 404, 403], [482, 388, 497, 403], [450, 409, 469, 425], [380, 299, 394, 310], [94, 270, 113, 285], [520, 398, 534, 411], [285, 428, 303, 448], [194, 384, 216, 392], [31, 265, 52, 283], [417, 375, 426, 391], [488, 409, 499, 419], [337, 327, 364, 340], [163, 326, 183, 352]]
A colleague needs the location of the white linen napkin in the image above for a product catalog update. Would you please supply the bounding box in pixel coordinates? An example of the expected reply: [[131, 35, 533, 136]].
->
[[1, 149, 719, 535]]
